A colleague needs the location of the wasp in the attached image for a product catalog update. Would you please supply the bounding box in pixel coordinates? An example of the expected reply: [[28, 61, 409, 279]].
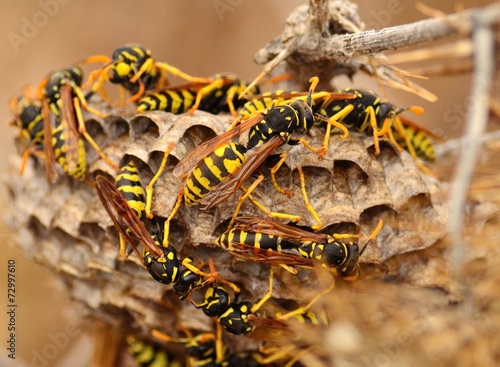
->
[[95, 173, 238, 300], [114, 159, 147, 256], [171, 77, 350, 229], [126, 335, 183, 367], [152, 328, 306, 366], [152, 330, 228, 367], [216, 216, 383, 281], [9, 85, 45, 175], [37, 65, 117, 181], [83, 44, 210, 102], [313, 88, 441, 168], [137, 73, 262, 117]]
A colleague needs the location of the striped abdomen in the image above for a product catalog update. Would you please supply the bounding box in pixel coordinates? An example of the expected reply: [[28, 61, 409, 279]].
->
[[137, 89, 197, 114], [184, 143, 247, 206], [392, 125, 436, 161], [126, 335, 183, 367], [115, 161, 146, 220], [51, 124, 86, 179], [238, 90, 290, 120], [216, 228, 296, 252]]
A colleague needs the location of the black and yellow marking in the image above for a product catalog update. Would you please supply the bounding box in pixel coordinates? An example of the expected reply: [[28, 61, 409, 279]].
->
[[184, 142, 247, 206], [9, 90, 46, 175], [115, 161, 147, 220], [189, 73, 260, 116], [152, 331, 226, 367], [314, 88, 437, 166], [50, 122, 86, 180], [237, 90, 290, 121], [392, 125, 436, 161], [126, 335, 183, 367], [216, 228, 295, 253], [137, 89, 197, 114], [83, 44, 210, 102], [39, 65, 116, 180], [217, 301, 255, 336]]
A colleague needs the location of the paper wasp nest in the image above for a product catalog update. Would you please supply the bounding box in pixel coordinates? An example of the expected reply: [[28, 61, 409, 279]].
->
[[4, 103, 449, 355]]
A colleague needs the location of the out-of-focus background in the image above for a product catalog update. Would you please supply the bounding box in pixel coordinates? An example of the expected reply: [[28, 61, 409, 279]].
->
[[0, 1, 494, 366]]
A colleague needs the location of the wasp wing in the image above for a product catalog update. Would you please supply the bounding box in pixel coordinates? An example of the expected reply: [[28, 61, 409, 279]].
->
[[42, 98, 59, 183], [226, 242, 316, 268], [173, 111, 265, 178], [233, 216, 331, 244], [95, 175, 163, 259], [200, 135, 285, 210]]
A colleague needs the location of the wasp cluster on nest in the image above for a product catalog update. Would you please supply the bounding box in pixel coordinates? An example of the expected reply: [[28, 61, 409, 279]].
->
[[3, 1, 471, 366], [5, 98, 448, 363]]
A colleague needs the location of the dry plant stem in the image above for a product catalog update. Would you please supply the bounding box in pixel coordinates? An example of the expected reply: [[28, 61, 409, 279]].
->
[[317, 3, 500, 62], [448, 12, 496, 310]]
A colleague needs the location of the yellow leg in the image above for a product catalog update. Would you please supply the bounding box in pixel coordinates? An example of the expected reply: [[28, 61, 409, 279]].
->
[[270, 153, 293, 197], [215, 323, 225, 364], [250, 266, 273, 314], [73, 86, 107, 118], [224, 83, 243, 117], [162, 188, 184, 248], [74, 97, 118, 172], [146, 142, 175, 218], [155, 61, 211, 84], [228, 174, 301, 229], [227, 174, 264, 230], [276, 282, 334, 321], [119, 234, 127, 257], [188, 79, 223, 114], [296, 166, 322, 230], [129, 57, 153, 83]]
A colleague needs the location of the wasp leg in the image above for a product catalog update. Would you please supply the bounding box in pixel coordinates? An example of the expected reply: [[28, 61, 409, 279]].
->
[[145, 142, 175, 218], [296, 166, 322, 230], [155, 61, 211, 85], [317, 104, 353, 156], [269, 153, 293, 197], [162, 188, 183, 248], [188, 78, 223, 114], [276, 282, 334, 321], [362, 105, 382, 155], [238, 48, 291, 99], [72, 84, 107, 118], [228, 174, 301, 230], [73, 97, 118, 172], [250, 266, 274, 314]]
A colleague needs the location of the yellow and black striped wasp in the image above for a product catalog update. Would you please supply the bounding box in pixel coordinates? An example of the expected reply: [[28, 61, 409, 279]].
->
[[137, 73, 261, 117], [170, 77, 351, 229], [239, 87, 440, 174], [137, 73, 291, 117], [152, 327, 308, 366], [95, 172, 239, 300], [185, 262, 332, 340], [126, 335, 183, 367], [37, 65, 117, 182], [312, 88, 441, 163], [83, 44, 210, 102], [216, 216, 383, 281], [9, 85, 45, 175], [152, 330, 227, 367]]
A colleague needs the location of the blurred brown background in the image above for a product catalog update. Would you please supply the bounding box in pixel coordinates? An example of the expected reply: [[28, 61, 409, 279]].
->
[[0, 0, 495, 366]]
